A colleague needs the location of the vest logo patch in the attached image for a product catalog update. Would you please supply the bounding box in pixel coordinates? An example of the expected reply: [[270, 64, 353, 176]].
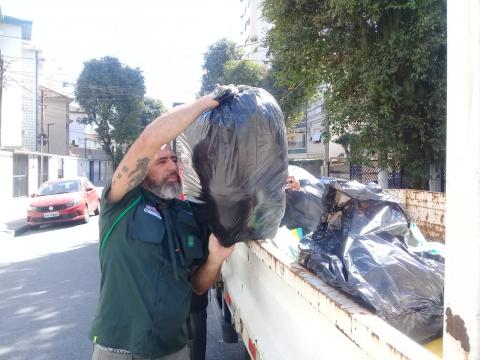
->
[[144, 205, 162, 220], [187, 235, 195, 248]]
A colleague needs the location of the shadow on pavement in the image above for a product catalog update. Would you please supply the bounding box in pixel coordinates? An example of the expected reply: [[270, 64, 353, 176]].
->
[[12, 220, 88, 237], [0, 242, 100, 360], [1, 218, 29, 237], [0, 235, 246, 360]]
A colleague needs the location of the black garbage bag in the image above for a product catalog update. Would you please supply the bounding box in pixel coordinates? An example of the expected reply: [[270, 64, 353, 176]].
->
[[177, 86, 288, 246], [298, 178, 444, 343], [281, 166, 331, 233]]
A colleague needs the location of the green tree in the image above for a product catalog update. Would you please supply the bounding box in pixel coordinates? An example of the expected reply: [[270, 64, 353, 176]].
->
[[200, 39, 305, 127], [75, 57, 145, 168], [222, 59, 267, 87], [262, 61, 311, 127], [199, 38, 243, 95], [263, 0, 446, 188], [141, 97, 167, 128]]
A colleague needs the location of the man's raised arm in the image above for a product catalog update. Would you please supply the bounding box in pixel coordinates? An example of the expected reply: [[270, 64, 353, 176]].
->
[[107, 85, 237, 203]]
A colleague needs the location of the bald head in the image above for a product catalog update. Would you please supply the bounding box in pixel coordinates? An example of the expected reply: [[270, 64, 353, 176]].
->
[[143, 143, 182, 199]]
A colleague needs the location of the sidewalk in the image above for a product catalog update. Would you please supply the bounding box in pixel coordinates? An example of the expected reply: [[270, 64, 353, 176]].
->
[[0, 196, 30, 238]]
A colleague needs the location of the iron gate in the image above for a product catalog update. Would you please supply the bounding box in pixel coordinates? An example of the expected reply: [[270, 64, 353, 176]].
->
[[350, 160, 404, 188], [13, 154, 28, 197]]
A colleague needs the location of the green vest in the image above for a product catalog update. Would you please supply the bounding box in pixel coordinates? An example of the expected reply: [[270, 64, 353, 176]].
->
[[89, 183, 207, 358]]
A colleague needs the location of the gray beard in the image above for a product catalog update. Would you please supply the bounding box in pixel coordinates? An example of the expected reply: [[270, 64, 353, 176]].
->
[[144, 180, 182, 200]]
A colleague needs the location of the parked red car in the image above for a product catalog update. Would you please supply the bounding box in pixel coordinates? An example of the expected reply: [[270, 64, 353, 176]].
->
[[27, 177, 100, 229]]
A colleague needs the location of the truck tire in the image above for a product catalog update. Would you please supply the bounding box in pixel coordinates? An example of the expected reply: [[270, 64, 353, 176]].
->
[[221, 323, 238, 344], [215, 286, 223, 309], [244, 345, 251, 360]]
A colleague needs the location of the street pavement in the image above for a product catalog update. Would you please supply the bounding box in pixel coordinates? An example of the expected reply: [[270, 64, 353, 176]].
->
[[0, 215, 246, 360]]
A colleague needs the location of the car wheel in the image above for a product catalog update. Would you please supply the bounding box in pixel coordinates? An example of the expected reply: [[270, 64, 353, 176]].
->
[[82, 205, 90, 224], [29, 224, 40, 231], [94, 199, 101, 216]]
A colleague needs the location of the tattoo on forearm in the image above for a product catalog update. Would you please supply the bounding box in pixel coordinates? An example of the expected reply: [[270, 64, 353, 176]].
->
[[122, 165, 128, 173], [112, 170, 123, 186], [126, 157, 150, 190]]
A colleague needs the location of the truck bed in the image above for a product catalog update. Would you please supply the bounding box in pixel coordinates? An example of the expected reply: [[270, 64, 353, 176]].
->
[[220, 240, 439, 360]]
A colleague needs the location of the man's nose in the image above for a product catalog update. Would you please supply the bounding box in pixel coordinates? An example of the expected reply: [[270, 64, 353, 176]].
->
[[166, 159, 178, 171]]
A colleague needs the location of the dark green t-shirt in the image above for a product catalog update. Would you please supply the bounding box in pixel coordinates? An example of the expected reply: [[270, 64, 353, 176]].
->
[[89, 183, 207, 358]]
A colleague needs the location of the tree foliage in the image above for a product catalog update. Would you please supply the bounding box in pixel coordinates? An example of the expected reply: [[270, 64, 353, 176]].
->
[[263, 0, 446, 188], [199, 39, 299, 126], [199, 38, 243, 95], [222, 60, 267, 87], [75, 57, 145, 167], [141, 97, 167, 128]]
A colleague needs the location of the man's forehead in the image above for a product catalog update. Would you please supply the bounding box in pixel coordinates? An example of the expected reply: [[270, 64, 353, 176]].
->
[[155, 144, 176, 159]]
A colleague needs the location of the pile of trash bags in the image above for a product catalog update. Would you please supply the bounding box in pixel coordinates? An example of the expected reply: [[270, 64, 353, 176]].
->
[[283, 166, 444, 343], [177, 86, 288, 247]]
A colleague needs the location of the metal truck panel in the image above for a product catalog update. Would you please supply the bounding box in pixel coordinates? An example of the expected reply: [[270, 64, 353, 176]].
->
[[222, 240, 439, 360], [386, 189, 445, 242]]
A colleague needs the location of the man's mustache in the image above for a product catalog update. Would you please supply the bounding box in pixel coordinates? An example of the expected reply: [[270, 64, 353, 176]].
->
[[167, 171, 179, 177]]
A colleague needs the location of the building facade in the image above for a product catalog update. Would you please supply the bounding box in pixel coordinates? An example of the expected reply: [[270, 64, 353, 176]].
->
[[241, 0, 269, 62], [40, 86, 71, 156], [69, 104, 112, 186], [287, 97, 344, 161], [0, 7, 112, 201], [0, 12, 34, 149]]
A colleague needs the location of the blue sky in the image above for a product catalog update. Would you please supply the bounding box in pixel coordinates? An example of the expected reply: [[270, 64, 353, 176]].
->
[[2, 0, 244, 107]]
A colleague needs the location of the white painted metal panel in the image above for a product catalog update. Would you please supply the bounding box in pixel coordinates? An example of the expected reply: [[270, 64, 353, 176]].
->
[[445, 0, 480, 357], [222, 241, 438, 360]]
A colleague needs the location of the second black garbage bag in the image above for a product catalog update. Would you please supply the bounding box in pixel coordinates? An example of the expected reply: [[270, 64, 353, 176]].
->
[[178, 86, 288, 247], [297, 179, 445, 343]]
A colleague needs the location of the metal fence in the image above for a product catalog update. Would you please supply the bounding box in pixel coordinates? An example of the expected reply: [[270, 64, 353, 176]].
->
[[350, 160, 405, 188]]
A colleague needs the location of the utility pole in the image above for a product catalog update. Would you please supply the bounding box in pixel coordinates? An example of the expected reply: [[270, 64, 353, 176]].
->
[[47, 123, 54, 153], [0, 49, 4, 148], [35, 49, 39, 152], [40, 89, 44, 184]]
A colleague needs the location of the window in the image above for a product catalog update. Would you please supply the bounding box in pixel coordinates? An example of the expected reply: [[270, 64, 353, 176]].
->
[[37, 180, 81, 195], [288, 129, 306, 150], [311, 129, 321, 143]]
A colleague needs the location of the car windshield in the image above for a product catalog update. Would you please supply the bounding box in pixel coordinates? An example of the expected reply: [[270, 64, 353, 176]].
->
[[37, 180, 81, 196]]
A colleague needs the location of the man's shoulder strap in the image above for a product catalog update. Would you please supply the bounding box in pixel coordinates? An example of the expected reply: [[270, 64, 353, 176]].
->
[[99, 194, 143, 259]]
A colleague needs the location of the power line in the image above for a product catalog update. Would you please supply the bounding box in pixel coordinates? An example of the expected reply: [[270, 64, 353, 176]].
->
[[0, 33, 26, 40], [5, 74, 35, 94], [279, 79, 305, 104], [3, 54, 36, 60]]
